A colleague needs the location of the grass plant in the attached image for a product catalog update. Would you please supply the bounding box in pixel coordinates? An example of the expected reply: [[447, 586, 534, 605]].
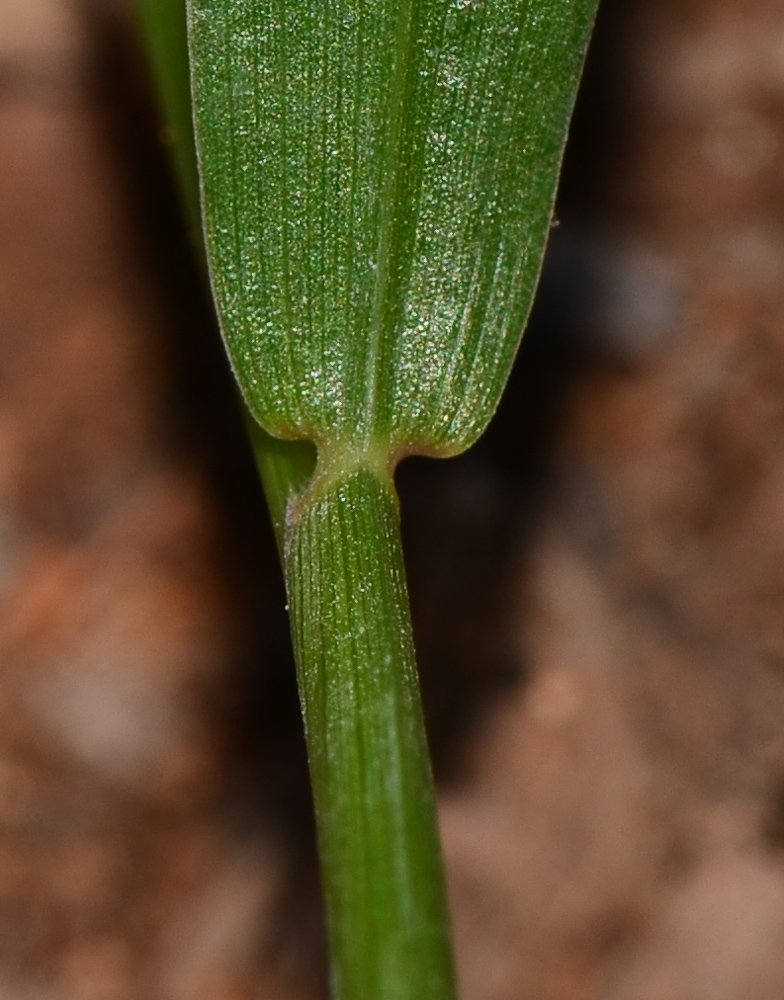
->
[[132, 2, 599, 997]]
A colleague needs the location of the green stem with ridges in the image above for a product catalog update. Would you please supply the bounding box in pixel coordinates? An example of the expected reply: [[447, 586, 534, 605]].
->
[[285, 465, 455, 1000]]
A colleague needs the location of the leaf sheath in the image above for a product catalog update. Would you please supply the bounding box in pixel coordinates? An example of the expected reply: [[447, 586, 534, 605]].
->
[[286, 467, 455, 1000]]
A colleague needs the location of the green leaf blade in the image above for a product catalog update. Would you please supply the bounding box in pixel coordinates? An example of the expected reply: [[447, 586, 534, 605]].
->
[[188, 0, 598, 460]]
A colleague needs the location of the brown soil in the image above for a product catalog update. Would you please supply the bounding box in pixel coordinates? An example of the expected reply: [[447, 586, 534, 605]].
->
[[2, 1, 784, 998]]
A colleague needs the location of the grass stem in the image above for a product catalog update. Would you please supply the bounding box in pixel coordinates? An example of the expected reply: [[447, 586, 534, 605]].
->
[[286, 466, 456, 1000]]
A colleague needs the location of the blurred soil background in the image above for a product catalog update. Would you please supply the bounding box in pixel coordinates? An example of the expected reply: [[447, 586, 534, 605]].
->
[[3, 0, 784, 997]]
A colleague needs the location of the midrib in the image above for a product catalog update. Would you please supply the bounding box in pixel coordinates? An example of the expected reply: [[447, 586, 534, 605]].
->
[[361, 0, 416, 449]]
